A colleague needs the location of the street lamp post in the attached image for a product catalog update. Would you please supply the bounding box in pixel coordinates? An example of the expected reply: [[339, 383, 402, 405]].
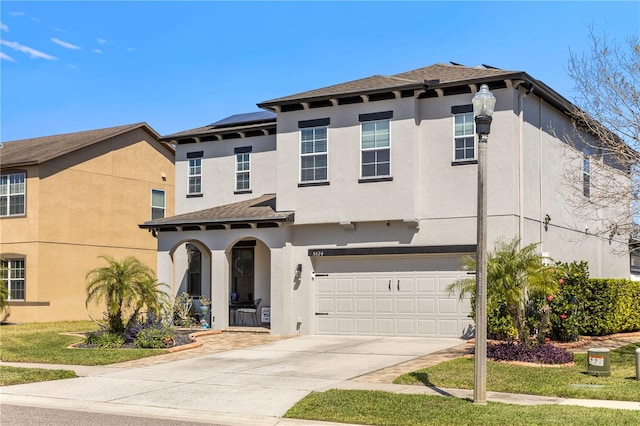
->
[[472, 84, 495, 405]]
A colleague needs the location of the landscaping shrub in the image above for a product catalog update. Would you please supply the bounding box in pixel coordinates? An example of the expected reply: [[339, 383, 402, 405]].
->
[[84, 331, 125, 348], [133, 324, 175, 348], [547, 262, 640, 338], [487, 342, 573, 364]]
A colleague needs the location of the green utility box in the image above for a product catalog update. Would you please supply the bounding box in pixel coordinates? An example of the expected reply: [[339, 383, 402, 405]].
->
[[587, 348, 611, 377]]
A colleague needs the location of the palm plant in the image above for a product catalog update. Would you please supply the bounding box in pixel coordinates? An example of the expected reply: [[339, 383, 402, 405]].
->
[[85, 256, 168, 333], [448, 238, 559, 347], [0, 263, 9, 322]]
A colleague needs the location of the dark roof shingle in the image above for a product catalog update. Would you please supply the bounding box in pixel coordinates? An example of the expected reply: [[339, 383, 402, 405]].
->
[[259, 63, 522, 106], [140, 194, 294, 228], [0, 123, 167, 168]]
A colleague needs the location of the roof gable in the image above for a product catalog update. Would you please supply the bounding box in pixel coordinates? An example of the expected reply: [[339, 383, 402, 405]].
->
[[0, 122, 170, 169]]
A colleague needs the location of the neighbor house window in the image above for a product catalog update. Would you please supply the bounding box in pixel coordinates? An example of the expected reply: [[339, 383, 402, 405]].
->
[[454, 111, 476, 161], [1, 258, 25, 300], [236, 153, 251, 191], [583, 156, 591, 197], [361, 120, 390, 178], [0, 172, 26, 217], [188, 158, 202, 195], [151, 189, 165, 220], [300, 127, 328, 182]]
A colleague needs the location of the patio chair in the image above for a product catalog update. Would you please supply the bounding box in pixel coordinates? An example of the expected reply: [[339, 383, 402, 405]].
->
[[237, 298, 261, 326]]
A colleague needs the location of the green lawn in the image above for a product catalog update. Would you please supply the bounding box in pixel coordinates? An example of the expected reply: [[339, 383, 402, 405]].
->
[[285, 389, 640, 426], [0, 365, 76, 386], [394, 342, 640, 402], [0, 321, 167, 366]]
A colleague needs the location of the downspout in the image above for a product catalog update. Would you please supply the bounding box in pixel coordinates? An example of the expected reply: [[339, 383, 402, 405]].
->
[[538, 93, 544, 252], [518, 85, 531, 248]]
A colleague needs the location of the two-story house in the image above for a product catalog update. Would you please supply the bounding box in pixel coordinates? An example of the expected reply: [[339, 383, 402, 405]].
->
[[1, 123, 174, 323], [141, 63, 630, 338]]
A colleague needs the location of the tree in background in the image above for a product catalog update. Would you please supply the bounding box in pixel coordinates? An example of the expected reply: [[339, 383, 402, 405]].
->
[[562, 28, 639, 243], [448, 239, 559, 347], [86, 256, 168, 333]]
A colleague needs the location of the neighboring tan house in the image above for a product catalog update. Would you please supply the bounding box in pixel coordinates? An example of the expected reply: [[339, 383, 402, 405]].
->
[[141, 63, 630, 338], [0, 123, 175, 323]]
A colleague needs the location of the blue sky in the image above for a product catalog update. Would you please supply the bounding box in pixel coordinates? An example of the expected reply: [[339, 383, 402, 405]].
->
[[1, 1, 638, 142]]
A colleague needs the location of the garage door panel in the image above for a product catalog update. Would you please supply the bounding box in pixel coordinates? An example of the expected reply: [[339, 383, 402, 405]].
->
[[439, 319, 461, 336], [417, 298, 436, 314], [417, 277, 436, 293], [395, 298, 414, 314], [356, 278, 374, 293], [337, 278, 354, 293], [356, 298, 373, 313], [376, 298, 393, 313], [317, 298, 334, 313], [439, 298, 459, 314], [317, 278, 334, 293], [314, 256, 470, 337], [336, 298, 353, 313], [417, 319, 437, 335], [356, 319, 374, 334], [337, 318, 355, 333], [375, 318, 394, 334]]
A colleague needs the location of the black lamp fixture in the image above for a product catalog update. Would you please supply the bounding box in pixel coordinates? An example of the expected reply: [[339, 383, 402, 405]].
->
[[544, 214, 551, 231]]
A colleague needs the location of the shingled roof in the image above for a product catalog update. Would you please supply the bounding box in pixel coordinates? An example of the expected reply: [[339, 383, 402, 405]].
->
[[0, 123, 169, 169], [140, 194, 294, 230], [258, 63, 524, 107]]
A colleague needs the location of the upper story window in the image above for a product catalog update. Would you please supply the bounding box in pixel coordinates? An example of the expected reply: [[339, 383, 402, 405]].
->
[[361, 120, 390, 178], [236, 153, 251, 191], [453, 109, 476, 162], [300, 127, 328, 183], [0, 172, 26, 217], [1, 257, 25, 301], [583, 156, 591, 197], [151, 189, 165, 220], [188, 158, 202, 195]]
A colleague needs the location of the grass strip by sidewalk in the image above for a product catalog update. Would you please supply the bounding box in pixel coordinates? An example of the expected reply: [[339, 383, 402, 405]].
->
[[0, 321, 167, 365], [285, 389, 640, 426], [394, 342, 640, 402], [0, 365, 76, 386]]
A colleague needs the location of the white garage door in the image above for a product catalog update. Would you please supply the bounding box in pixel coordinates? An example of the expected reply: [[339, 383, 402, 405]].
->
[[313, 255, 472, 338]]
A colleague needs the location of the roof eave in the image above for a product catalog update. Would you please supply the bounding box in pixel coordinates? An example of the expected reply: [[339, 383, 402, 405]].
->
[[257, 81, 427, 110], [139, 213, 295, 229]]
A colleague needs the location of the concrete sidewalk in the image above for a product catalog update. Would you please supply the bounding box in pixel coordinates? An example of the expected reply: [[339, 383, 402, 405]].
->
[[1, 331, 639, 426]]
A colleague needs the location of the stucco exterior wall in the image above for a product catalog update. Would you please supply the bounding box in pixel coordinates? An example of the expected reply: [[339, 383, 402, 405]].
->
[[1, 128, 175, 323], [175, 134, 277, 214]]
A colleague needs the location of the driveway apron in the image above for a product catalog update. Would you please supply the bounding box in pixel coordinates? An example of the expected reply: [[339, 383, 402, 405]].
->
[[0, 335, 464, 419]]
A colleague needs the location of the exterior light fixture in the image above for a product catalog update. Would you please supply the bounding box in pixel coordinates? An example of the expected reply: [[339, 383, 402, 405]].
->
[[471, 83, 495, 405]]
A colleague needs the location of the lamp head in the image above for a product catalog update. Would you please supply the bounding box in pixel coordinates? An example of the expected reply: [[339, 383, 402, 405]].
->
[[472, 84, 496, 118]]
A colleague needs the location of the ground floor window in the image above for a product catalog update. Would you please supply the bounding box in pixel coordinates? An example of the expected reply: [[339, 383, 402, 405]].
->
[[1, 258, 25, 300]]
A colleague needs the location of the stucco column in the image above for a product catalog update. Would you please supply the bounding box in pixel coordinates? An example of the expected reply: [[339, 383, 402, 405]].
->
[[210, 249, 228, 330]]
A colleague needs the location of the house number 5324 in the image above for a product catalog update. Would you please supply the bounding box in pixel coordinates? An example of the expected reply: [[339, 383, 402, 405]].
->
[[311, 250, 324, 257]]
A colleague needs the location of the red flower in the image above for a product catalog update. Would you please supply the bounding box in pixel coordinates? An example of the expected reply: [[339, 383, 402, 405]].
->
[[547, 295, 554, 301], [560, 314, 567, 319], [558, 278, 565, 285]]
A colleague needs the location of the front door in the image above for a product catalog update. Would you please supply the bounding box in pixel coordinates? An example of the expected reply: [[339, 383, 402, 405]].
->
[[232, 247, 254, 302]]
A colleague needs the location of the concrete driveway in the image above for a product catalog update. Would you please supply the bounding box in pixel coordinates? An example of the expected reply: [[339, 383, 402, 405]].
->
[[1, 335, 464, 424]]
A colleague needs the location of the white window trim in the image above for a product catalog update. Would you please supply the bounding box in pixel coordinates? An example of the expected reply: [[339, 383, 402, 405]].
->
[[151, 189, 166, 220], [583, 156, 591, 197], [188, 158, 202, 195], [299, 126, 329, 183], [2, 258, 25, 301], [235, 153, 251, 191], [452, 112, 477, 162], [360, 119, 392, 179], [0, 171, 26, 217]]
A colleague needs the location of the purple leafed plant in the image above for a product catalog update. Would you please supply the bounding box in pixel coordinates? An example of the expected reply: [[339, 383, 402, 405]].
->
[[487, 342, 573, 364]]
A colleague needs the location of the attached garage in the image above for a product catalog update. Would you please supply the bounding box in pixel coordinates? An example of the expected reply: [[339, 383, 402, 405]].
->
[[311, 252, 473, 338]]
